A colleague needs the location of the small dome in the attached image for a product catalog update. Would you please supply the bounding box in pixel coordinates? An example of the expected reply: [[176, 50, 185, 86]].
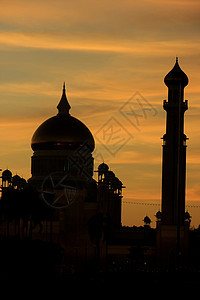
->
[[143, 216, 151, 224], [111, 176, 122, 190], [31, 84, 95, 151], [12, 175, 22, 185], [98, 163, 109, 172], [12, 174, 21, 180], [107, 170, 115, 178], [164, 58, 188, 88], [155, 211, 162, 220], [12, 175, 27, 188], [2, 169, 12, 179]]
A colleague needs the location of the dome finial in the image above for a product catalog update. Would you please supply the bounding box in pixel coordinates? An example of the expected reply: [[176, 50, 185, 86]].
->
[[57, 83, 71, 115], [176, 56, 178, 63]]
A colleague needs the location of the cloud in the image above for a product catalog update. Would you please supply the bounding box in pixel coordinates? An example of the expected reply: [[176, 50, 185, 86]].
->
[[0, 0, 199, 227], [1, 0, 200, 27], [0, 82, 58, 96], [0, 31, 200, 57]]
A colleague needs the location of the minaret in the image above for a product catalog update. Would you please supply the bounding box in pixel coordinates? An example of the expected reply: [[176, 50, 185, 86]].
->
[[157, 58, 189, 268], [161, 57, 188, 225]]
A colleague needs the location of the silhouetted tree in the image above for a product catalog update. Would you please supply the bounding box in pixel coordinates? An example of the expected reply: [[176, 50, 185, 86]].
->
[[1, 188, 22, 237], [0, 184, 53, 240]]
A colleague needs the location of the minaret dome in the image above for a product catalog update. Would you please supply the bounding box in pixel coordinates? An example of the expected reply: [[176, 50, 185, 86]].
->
[[164, 57, 188, 88]]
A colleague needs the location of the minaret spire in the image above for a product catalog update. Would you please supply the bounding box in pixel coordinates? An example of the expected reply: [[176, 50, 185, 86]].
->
[[63, 82, 66, 93], [57, 82, 71, 115]]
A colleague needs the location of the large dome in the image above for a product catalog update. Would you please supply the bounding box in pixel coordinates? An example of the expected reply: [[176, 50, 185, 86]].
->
[[31, 84, 95, 151]]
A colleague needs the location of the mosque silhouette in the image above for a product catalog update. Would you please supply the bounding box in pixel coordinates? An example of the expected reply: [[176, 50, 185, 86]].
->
[[1, 59, 200, 284]]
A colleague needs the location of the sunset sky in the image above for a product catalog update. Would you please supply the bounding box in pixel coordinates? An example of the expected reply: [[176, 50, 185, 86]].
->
[[0, 0, 200, 227]]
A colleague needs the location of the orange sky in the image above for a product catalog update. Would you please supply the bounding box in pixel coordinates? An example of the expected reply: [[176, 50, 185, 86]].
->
[[0, 0, 200, 227]]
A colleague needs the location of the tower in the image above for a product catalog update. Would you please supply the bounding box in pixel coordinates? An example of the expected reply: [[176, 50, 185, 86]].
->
[[162, 57, 188, 225], [157, 58, 189, 268]]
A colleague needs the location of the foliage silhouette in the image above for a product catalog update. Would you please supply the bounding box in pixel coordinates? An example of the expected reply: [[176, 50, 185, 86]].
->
[[0, 184, 53, 239]]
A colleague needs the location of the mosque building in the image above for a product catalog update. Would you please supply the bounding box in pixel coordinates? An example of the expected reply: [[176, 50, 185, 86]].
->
[[1, 59, 200, 276], [29, 83, 124, 268]]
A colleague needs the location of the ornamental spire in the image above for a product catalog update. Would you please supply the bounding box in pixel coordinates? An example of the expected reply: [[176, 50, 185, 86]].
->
[[57, 82, 71, 115]]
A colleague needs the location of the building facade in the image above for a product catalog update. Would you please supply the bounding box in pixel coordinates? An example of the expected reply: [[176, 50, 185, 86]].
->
[[28, 84, 123, 270]]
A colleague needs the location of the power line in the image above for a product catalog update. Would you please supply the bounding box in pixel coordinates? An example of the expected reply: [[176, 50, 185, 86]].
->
[[123, 201, 160, 206], [123, 201, 200, 208]]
